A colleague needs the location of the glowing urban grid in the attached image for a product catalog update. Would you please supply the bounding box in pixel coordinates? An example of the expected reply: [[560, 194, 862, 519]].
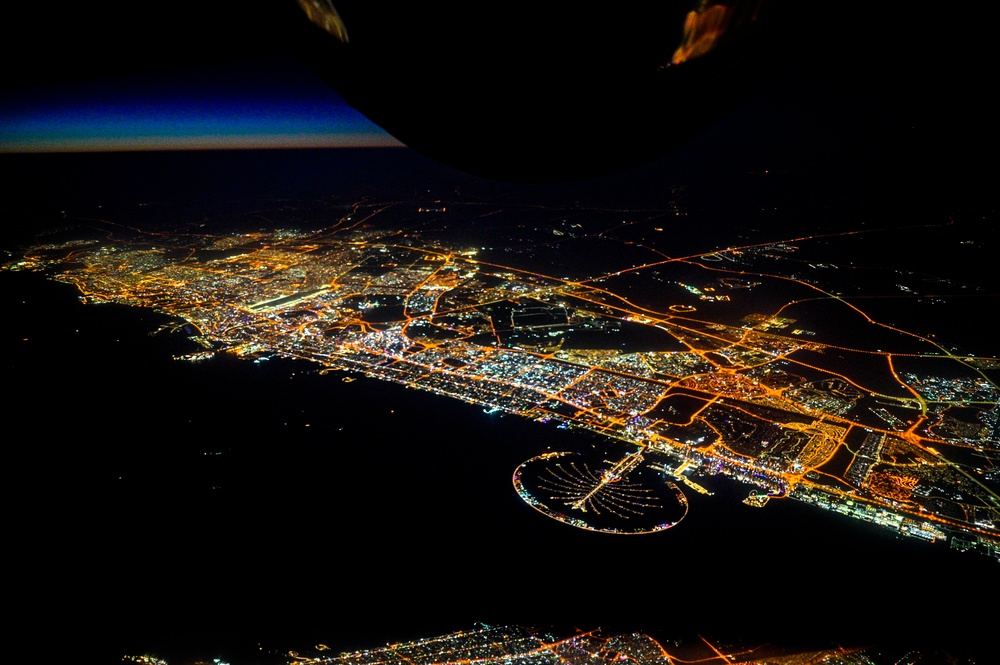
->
[[7, 200, 999, 556]]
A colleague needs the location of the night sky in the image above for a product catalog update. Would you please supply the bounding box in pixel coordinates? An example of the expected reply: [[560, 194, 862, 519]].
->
[[0, 60, 400, 151], [4, 2, 994, 182]]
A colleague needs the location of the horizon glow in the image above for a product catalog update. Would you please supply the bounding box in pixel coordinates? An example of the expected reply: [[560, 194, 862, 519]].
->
[[0, 59, 403, 153]]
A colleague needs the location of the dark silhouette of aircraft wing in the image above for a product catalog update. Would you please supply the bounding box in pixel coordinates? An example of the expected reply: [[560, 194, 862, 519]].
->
[[6, 1, 993, 182]]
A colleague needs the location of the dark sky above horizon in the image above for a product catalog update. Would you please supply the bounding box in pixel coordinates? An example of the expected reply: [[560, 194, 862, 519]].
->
[[4, 1, 995, 183], [0, 56, 402, 152]]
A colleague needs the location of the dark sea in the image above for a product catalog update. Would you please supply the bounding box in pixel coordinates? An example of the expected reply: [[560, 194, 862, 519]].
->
[[2, 148, 997, 664]]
